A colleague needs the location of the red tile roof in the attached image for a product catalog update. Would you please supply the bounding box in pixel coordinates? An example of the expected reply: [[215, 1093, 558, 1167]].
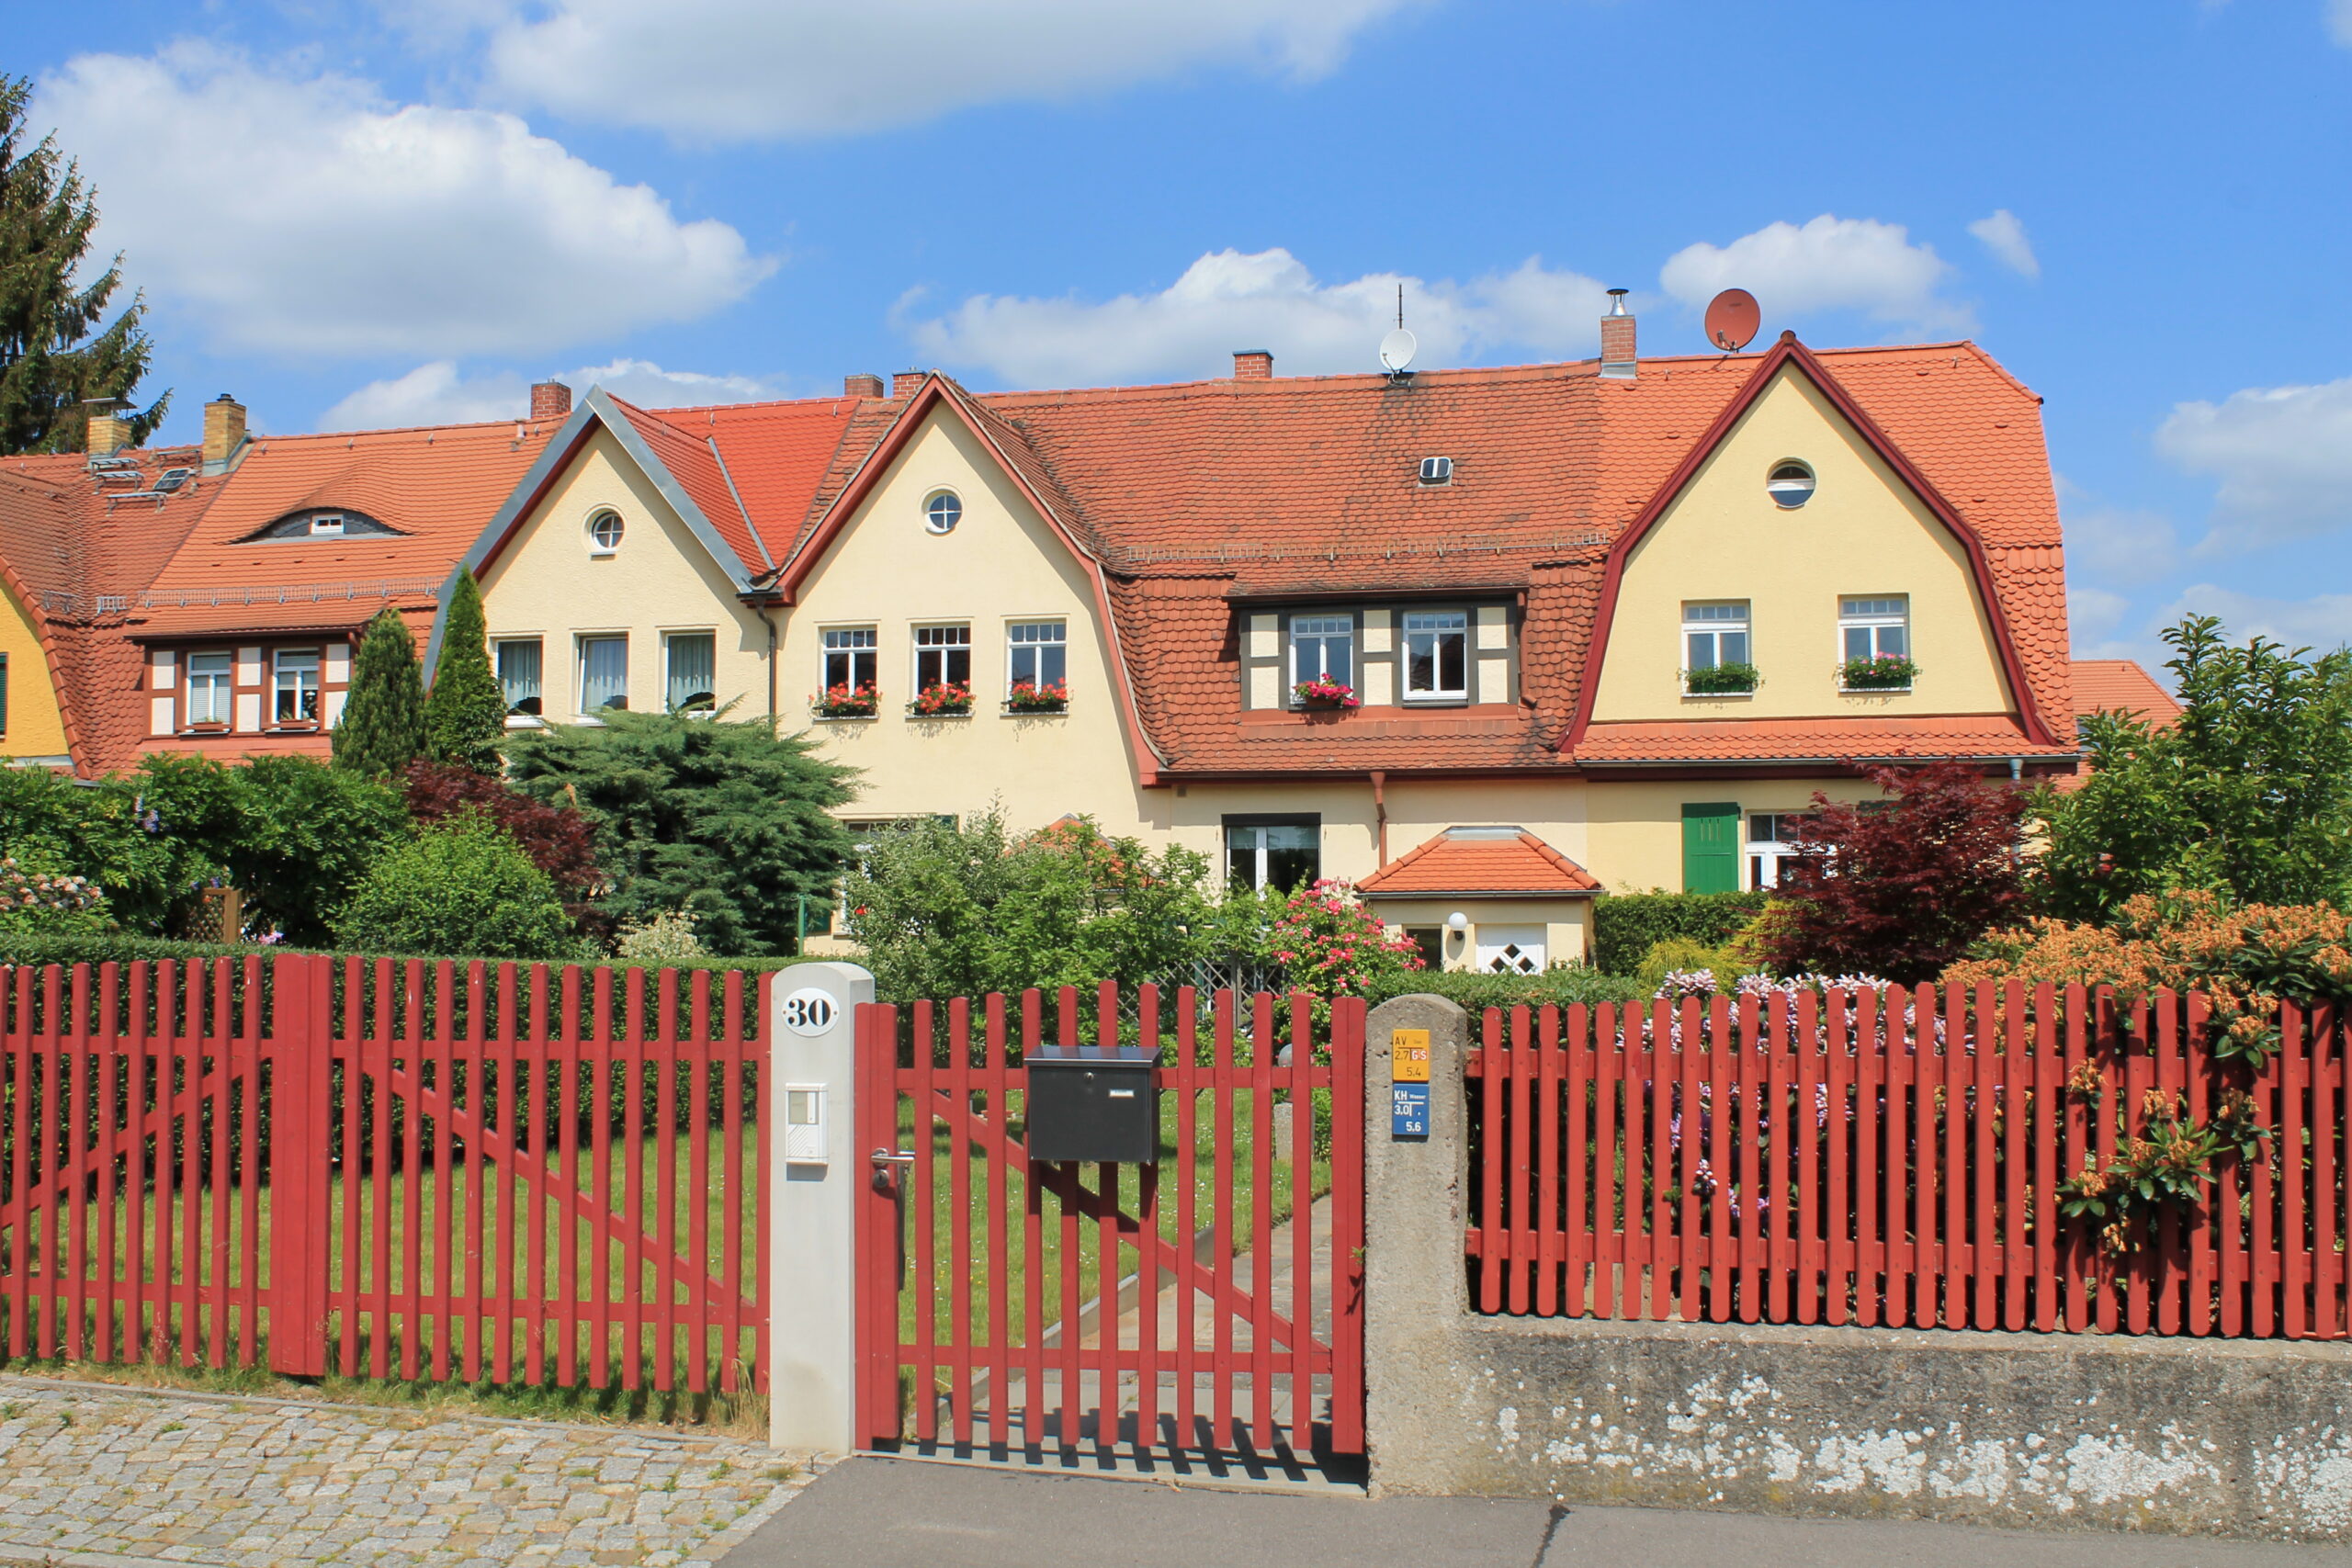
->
[[1357, 828, 1603, 897], [1571, 716, 2076, 765], [2070, 659, 2180, 728]]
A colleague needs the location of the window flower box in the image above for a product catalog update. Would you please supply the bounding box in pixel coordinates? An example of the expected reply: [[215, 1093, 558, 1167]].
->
[[1292, 677, 1361, 709], [812, 682, 878, 719], [1004, 680, 1069, 715], [1839, 653, 1918, 691], [1682, 661, 1760, 695], [183, 720, 230, 735], [909, 682, 973, 717]]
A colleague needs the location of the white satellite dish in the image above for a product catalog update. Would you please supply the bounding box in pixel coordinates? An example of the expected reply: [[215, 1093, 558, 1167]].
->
[[1379, 327, 1418, 374]]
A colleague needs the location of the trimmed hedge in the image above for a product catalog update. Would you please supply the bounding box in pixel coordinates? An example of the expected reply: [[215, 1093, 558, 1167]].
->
[[1363, 964, 1644, 1012], [1590, 891, 1770, 976], [0, 931, 827, 977]]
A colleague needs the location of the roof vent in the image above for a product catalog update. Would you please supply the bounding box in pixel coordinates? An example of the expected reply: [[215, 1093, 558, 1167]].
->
[[1418, 457, 1453, 486], [1444, 825, 1525, 840]]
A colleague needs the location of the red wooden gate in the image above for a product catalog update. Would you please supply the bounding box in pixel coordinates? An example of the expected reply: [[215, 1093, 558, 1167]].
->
[[853, 983, 1365, 1474]]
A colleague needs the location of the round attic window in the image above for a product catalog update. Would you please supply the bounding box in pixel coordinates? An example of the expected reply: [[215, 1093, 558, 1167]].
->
[[586, 509, 625, 552], [923, 491, 962, 535], [1766, 460, 1816, 509]]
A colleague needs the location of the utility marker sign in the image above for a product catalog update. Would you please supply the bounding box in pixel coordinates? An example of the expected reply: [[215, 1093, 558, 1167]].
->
[[1390, 1028, 1432, 1137], [1391, 1084, 1430, 1138]]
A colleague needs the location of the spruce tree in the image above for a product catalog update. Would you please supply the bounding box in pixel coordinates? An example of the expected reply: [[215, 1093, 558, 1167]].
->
[[425, 568, 507, 773], [0, 76, 166, 455], [333, 609, 426, 778]]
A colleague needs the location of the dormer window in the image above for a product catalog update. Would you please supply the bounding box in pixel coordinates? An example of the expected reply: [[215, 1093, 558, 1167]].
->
[[1419, 457, 1453, 486], [243, 507, 401, 541]]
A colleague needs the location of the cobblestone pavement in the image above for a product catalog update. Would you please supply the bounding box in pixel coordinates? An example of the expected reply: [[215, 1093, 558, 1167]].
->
[[0, 1375, 823, 1567]]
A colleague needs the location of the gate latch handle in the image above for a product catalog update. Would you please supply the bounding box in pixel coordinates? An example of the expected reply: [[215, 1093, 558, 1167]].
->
[[870, 1147, 916, 1168]]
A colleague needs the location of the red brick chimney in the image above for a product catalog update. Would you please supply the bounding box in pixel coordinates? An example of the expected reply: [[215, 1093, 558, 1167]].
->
[[1233, 350, 1273, 380], [844, 373, 886, 399], [1599, 289, 1635, 380], [530, 381, 572, 420], [892, 369, 927, 398]]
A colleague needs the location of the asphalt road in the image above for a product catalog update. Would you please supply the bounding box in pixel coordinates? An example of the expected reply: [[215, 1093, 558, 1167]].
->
[[720, 1457, 2352, 1568]]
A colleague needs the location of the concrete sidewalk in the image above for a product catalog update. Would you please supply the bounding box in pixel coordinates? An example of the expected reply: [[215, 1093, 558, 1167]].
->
[[719, 1457, 2352, 1568]]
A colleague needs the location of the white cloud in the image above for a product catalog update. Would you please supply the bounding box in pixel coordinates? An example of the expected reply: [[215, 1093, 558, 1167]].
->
[[904, 247, 1611, 388], [2067, 585, 2138, 660], [2155, 377, 2352, 550], [1658, 215, 1967, 335], [1966, 209, 2040, 278], [2057, 477, 2179, 587], [465, 0, 1419, 141], [320, 357, 786, 431], [34, 45, 773, 357], [2158, 584, 2352, 651]]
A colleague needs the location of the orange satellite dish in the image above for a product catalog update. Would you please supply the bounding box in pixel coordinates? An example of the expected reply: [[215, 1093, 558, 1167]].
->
[[1704, 288, 1760, 353]]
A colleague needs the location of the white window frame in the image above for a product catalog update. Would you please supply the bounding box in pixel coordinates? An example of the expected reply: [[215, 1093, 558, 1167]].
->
[[911, 624, 972, 694], [496, 637, 543, 720], [578, 633, 629, 715], [1746, 812, 1814, 890], [1288, 612, 1355, 695], [1225, 818, 1320, 893], [1681, 602, 1752, 690], [820, 626, 879, 695], [1006, 620, 1068, 700], [663, 629, 718, 714], [185, 650, 233, 728], [272, 648, 322, 726], [585, 509, 625, 555], [1838, 595, 1911, 686], [308, 513, 345, 536], [1402, 608, 1470, 704], [922, 491, 962, 535]]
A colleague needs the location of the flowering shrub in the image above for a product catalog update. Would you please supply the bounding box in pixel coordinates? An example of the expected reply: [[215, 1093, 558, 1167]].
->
[[1267, 879, 1423, 1002], [1945, 888, 2352, 1069], [614, 908, 707, 967], [2059, 1086, 2268, 1255], [1291, 677, 1360, 708], [1682, 661, 1759, 694], [909, 682, 973, 716], [1004, 680, 1068, 713], [0, 856, 108, 933], [812, 682, 878, 718], [1838, 652, 1918, 689]]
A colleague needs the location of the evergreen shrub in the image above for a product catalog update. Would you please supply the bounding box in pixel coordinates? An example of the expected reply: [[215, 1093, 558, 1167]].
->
[[1590, 891, 1770, 975]]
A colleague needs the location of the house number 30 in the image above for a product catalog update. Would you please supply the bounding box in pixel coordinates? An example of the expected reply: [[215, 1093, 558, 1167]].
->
[[780, 988, 837, 1036]]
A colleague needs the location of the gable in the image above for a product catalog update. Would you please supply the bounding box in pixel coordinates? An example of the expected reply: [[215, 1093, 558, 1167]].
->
[[0, 580, 70, 760], [1587, 360, 2020, 728]]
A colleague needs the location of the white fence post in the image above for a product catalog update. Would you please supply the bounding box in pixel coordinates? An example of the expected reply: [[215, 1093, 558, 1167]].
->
[[766, 961, 874, 1452]]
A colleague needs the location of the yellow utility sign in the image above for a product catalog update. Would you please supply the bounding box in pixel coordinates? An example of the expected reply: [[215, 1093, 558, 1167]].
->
[[1391, 1029, 1430, 1083]]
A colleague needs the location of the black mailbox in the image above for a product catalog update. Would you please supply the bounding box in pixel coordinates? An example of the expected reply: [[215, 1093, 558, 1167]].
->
[[1024, 1048, 1159, 1164]]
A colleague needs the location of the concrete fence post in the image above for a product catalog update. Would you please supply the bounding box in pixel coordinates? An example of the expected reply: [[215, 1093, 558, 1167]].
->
[[1361, 993, 1472, 1497], [766, 961, 874, 1452]]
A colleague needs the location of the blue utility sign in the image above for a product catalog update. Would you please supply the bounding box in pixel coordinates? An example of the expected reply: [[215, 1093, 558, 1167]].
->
[[1391, 1083, 1430, 1139]]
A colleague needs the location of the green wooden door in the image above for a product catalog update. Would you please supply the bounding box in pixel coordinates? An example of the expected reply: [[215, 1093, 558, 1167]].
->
[[1681, 802, 1741, 893]]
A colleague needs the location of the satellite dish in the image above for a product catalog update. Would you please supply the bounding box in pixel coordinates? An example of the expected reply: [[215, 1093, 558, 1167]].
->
[[1379, 328, 1418, 374], [1704, 288, 1760, 353]]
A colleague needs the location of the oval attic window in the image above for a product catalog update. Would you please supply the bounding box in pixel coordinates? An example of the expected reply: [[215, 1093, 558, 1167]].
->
[[587, 509, 625, 552], [924, 491, 962, 535], [1766, 460, 1816, 509]]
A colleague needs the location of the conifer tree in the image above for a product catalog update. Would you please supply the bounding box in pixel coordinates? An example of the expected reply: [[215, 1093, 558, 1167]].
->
[[425, 568, 507, 773], [333, 609, 426, 778], [0, 76, 166, 454]]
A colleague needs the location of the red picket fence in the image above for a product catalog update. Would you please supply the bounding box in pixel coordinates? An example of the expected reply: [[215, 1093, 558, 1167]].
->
[[1465, 983, 2347, 1338], [855, 985, 1366, 1467], [0, 954, 768, 1393]]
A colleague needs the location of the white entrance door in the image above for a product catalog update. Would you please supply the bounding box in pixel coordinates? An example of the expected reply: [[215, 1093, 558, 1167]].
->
[[1475, 924, 1546, 975]]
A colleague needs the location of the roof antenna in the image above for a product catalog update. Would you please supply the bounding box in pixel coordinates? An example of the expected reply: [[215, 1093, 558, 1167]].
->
[[1379, 284, 1418, 378]]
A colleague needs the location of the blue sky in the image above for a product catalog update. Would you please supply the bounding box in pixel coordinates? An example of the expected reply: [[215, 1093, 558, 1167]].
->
[[15, 0, 2352, 673]]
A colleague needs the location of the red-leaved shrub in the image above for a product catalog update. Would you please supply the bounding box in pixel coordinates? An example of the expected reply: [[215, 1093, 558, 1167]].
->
[[399, 761, 604, 904]]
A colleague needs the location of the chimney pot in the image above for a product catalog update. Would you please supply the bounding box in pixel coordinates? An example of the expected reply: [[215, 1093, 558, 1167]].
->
[[202, 393, 248, 473], [529, 380, 572, 421], [1232, 349, 1273, 380], [843, 373, 886, 399], [891, 369, 927, 399], [1599, 289, 1636, 380]]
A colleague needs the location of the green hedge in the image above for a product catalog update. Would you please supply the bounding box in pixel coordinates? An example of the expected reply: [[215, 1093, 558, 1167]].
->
[[0, 931, 827, 977], [1590, 891, 1770, 975], [1363, 964, 1645, 1012]]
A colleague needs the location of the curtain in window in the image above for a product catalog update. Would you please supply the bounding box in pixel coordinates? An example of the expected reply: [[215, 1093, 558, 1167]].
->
[[582, 637, 628, 711], [667, 633, 716, 711], [498, 641, 542, 715]]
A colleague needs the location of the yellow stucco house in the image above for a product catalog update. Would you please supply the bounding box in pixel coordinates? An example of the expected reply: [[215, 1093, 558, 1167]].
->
[[432, 311, 2091, 971]]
